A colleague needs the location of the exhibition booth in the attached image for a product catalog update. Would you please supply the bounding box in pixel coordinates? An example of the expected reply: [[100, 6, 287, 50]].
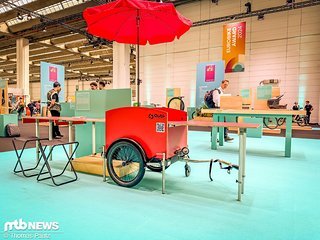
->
[[0, 0, 319, 240]]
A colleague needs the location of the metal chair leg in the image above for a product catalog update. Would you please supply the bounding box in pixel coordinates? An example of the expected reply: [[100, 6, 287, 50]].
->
[[37, 142, 79, 186]]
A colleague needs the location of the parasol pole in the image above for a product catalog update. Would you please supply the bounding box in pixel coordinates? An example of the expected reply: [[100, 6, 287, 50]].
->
[[136, 10, 141, 106]]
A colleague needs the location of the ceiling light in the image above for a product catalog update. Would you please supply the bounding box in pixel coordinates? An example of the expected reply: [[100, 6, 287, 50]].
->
[[245, 2, 252, 14], [17, 12, 23, 20], [27, 14, 32, 21], [257, 14, 264, 21]]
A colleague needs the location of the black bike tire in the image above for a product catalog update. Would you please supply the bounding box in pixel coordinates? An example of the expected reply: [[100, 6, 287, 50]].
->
[[277, 118, 285, 126], [146, 164, 170, 172], [297, 117, 306, 127], [263, 117, 279, 129], [167, 97, 185, 111], [191, 111, 196, 119], [107, 141, 146, 188]]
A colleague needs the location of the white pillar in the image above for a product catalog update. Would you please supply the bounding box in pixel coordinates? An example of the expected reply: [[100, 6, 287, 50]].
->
[[16, 38, 30, 103], [112, 42, 130, 89]]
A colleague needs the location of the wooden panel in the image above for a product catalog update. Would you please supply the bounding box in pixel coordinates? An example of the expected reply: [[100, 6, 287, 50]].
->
[[72, 155, 139, 176], [220, 96, 243, 110], [272, 87, 281, 97], [254, 99, 269, 110]]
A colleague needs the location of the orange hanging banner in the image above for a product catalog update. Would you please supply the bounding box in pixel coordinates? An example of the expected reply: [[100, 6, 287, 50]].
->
[[222, 22, 246, 73]]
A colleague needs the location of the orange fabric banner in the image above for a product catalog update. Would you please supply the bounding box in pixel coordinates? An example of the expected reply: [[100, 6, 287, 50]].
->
[[222, 22, 246, 73]]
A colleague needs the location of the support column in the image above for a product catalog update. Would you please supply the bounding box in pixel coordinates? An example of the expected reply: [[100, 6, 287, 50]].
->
[[112, 42, 130, 89], [16, 38, 30, 103]]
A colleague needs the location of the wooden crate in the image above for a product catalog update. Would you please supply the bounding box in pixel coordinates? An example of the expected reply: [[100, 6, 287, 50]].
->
[[73, 155, 139, 177]]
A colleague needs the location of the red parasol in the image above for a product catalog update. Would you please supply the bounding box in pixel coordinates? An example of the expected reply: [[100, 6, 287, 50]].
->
[[83, 0, 192, 105]]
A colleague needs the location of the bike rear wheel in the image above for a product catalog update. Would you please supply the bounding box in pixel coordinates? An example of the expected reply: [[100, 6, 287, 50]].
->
[[263, 117, 279, 129], [107, 141, 146, 187], [168, 97, 185, 111]]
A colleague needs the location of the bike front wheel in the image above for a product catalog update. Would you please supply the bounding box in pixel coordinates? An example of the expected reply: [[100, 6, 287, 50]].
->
[[296, 117, 306, 127]]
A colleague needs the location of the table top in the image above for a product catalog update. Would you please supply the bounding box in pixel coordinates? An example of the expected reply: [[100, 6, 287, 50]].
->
[[169, 120, 260, 129], [201, 109, 306, 116], [22, 116, 105, 123]]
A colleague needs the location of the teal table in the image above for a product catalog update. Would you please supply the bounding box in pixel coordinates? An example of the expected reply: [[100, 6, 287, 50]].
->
[[202, 109, 306, 158]]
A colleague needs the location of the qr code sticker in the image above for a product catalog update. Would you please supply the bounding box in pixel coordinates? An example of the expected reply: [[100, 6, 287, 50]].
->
[[156, 122, 165, 133]]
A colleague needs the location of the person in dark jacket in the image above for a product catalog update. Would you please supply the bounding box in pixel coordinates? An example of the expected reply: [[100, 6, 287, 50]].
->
[[304, 100, 313, 125], [47, 82, 63, 139]]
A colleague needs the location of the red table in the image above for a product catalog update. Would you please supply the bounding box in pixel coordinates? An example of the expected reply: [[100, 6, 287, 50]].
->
[[22, 116, 105, 160]]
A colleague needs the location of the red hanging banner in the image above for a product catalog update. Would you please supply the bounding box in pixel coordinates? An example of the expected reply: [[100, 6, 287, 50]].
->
[[205, 64, 215, 82], [49, 66, 58, 82]]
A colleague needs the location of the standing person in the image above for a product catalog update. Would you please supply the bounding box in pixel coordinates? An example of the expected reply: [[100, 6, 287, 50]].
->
[[304, 100, 313, 125], [14, 97, 25, 120], [99, 81, 106, 90], [27, 101, 35, 117], [204, 79, 233, 141], [47, 82, 63, 139], [292, 102, 300, 121], [90, 82, 98, 90], [292, 102, 300, 110], [8, 95, 13, 113], [35, 100, 41, 114]]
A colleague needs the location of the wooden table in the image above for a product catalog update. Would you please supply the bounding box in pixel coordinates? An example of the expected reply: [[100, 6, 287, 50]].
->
[[170, 120, 259, 201], [201, 109, 306, 157]]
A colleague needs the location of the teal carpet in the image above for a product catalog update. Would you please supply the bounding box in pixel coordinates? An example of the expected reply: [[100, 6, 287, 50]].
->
[[0, 131, 319, 240]]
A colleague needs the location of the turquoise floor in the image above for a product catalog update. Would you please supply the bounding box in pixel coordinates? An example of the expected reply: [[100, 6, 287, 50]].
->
[[0, 131, 319, 240]]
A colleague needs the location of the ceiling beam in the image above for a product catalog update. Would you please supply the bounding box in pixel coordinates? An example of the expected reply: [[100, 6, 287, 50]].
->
[[29, 52, 74, 61], [0, 0, 63, 22], [9, 1, 97, 33], [39, 55, 82, 64], [0, 47, 15, 56], [29, 47, 51, 56], [51, 34, 86, 45], [37, 39, 111, 64]]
